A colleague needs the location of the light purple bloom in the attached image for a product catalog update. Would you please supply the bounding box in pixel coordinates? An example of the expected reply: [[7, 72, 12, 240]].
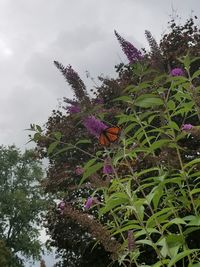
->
[[58, 201, 65, 214], [128, 230, 134, 251], [94, 98, 104, 104], [67, 105, 81, 114], [170, 68, 184, 77], [84, 197, 94, 209], [54, 61, 89, 102], [181, 124, 193, 131], [75, 166, 84, 175], [114, 30, 143, 64], [103, 159, 113, 174], [83, 116, 108, 137]]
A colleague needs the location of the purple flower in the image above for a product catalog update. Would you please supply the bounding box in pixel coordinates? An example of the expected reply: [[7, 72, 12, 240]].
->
[[84, 197, 94, 209], [58, 201, 65, 210], [114, 30, 143, 64], [83, 116, 108, 137], [75, 166, 84, 175], [128, 230, 134, 251], [170, 68, 184, 77], [181, 124, 193, 131], [94, 98, 104, 104], [103, 159, 113, 174], [58, 201, 65, 214], [67, 104, 81, 114], [54, 61, 89, 102]]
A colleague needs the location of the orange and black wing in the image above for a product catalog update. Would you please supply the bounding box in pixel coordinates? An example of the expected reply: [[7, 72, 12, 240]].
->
[[99, 133, 110, 146], [99, 126, 121, 146]]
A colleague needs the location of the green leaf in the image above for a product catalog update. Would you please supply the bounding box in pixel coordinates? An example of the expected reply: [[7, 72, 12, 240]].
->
[[36, 125, 42, 132], [188, 216, 200, 226], [135, 94, 164, 108], [152, 260, 170, 267], [75, 139, 92, 145], [135, 239, 157, 250], [80, 162, 103, 185], [189, 263, 200, 267], [33, 132, 41, 141], [83, 158, 97, 169], [168, 121, 180, 131], [192, 69, 200, 80], [167, 100, 176, 110], [149, 139, 170, 152], [166, 234, 184, 258], [152, 187, 163, 210], [54, 131, 62, 141], [113, 95, 133, 103], [47, 141, 59, 155], [180, 54, 191, 70], [134, 228, 160, 239], [52, 145, 74, 157], [183, 158, 200, 169], [147, 208, 172, 228], [162, 218, 186, 231], [190, 188, 200, 195], [112, 223, 142, 235], [100, 193, 129, 216], [168, 249, 199, 267]]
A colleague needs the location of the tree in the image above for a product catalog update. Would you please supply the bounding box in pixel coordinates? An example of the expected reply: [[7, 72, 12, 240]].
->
[[0, 240, 11, 267], [0, 146, 48, 266]]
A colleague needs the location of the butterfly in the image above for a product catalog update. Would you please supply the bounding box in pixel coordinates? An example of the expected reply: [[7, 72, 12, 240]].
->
[[99, 126, 121, 146]]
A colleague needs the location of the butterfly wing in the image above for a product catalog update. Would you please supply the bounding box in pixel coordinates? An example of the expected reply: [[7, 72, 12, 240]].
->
[[99, 133, 110, 146], [106, 126, 121, 136], [99, 127, 121, 146]]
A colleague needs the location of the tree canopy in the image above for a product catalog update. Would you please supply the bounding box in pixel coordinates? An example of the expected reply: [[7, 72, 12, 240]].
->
[[0, 146, 48, 266]]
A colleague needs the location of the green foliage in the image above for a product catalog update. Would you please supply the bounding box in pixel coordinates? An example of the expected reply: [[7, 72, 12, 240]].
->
[[0, 146, 48, 266], [0, 240, 11, 267], [31, 16, 200, 267]]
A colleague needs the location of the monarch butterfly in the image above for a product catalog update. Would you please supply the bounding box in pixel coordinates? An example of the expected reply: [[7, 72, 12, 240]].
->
[[99, 126, 121, 146]]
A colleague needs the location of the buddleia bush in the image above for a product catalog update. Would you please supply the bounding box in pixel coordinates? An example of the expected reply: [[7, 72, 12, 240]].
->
[[31, 17, 200, 266]]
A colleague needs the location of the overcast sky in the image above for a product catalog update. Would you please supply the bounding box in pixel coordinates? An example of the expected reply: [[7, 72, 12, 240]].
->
[[0, 0, 199, 265], [0, 0, 199, 150]]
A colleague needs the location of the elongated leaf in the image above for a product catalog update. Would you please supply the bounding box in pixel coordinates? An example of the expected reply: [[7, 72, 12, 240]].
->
[[136, 239, 157, 250], [113, 95, 133, 103], [167, 100, 176, 110], [188, 216, 200, 226], [189, 263, 200, 267], [75, 139, 92, 145], [168, 121, 180, 131], [168, 249, 199, 267], [149, 139, 170, 152], [134, 228, 160, 238], [112, 224, 142, 235], [54, 131, 62, 141], [162, 218, 186, 231], [192, 69, 200, 80], [135, 94, 163, 108], [152, 259, 170, 267], [52, 145, 74, 157], [100, 193, 129, 216], [33, 132, 41, 141], [191, 188, 200, 195], [47, 141, 59, 155], [184, 158, 200, 169], [147, 208, 172, 228], [80, 162, 103, 185]]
